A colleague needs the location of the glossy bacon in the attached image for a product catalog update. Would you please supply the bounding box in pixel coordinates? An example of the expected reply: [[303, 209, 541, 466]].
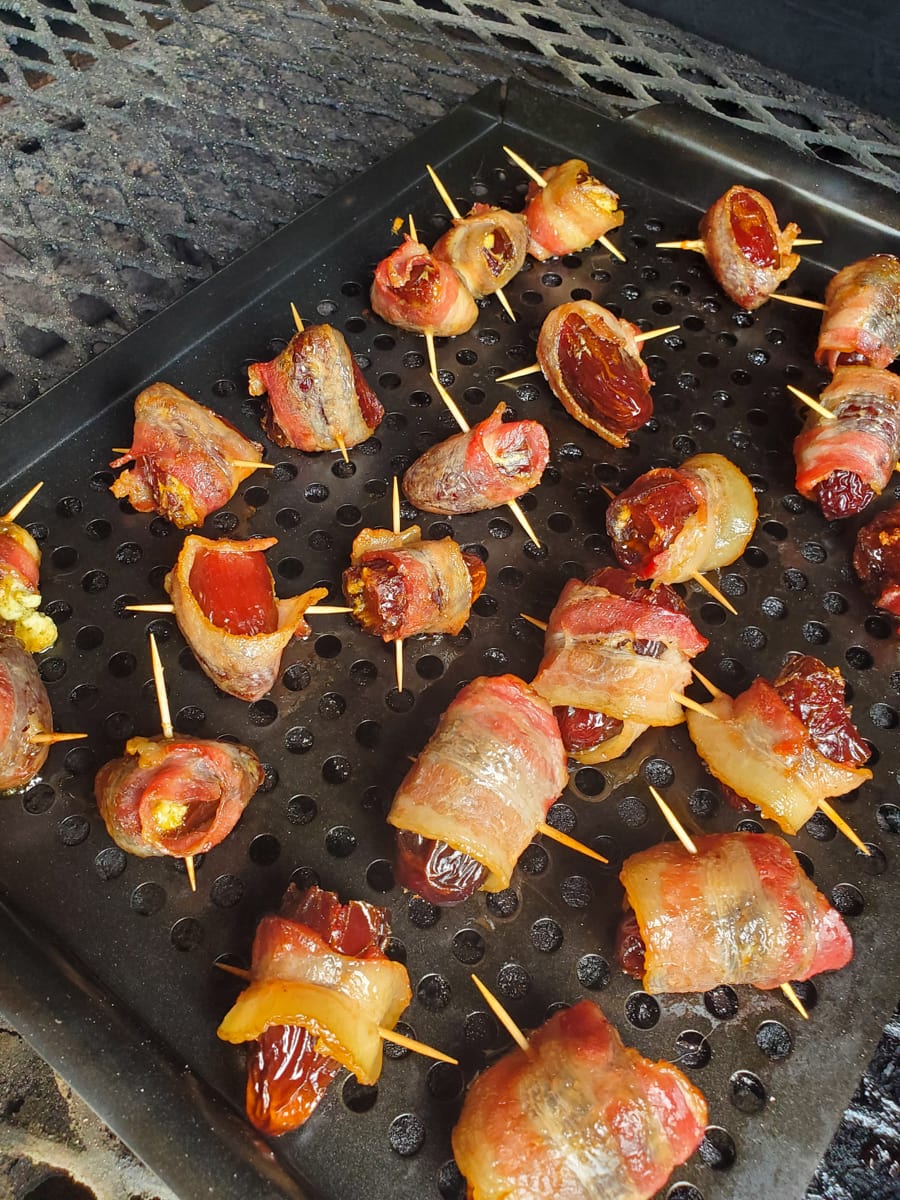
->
[[607, 452, 757, 583], [698, 186, 800, 309], [816, 254, 900, 372], [94, 734, 263, 858], [110, 382, 263, 529], [533, 567, 708, 732], [452, 999, 707, 1200], [0, 634, 52, 790], [619, 833, 853, 993], [342, 524, 486, 640], [685, 656, 872, 835], [522, 159, 624, 261], [165, 536, 327, 702], [218, 885, 411, 1104], [370, 234, 478, 337], [536, 302, 653, 447], [431, 203, 528, 298], [247, 323, 383, 452], [244, 887, 394, 1135], [402, 402, 548, 515], [853, 501, 900, 621], [0, 518, 56, 652], [793, 365, 900, 520], [388, 675, 567, 892]]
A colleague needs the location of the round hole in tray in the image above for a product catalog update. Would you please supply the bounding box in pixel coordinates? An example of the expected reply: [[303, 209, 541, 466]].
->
[[756, 1020, 793, 1061], [343, 1078, 378, 1113], [699, 1126, 737, 1170], [576, 953, 610, 991], [624, 992, 660, 1030], [530, 917, 563, 954], [674, 1029, 711, 1069], [704, 985, 739, 1020], [452, 929, 485, 965], [417, 973, 451, 1011], [388, 1112, 426, 1157]]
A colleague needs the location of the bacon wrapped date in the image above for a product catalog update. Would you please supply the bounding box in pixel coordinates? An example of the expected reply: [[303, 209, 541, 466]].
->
[[452, 999, 708, 1200], [606, 452, 757, 583], [94, 733, 263, 858], [536, 301, 653, 447], [389, 675, 568, 904], [247, 323, 383, 452], [370, 233, 479, 337], [522, 158, 624, 261], [618, 832, 853, 993], [431, 203, 527, 298], [793, 365, 900, 520], [110, 382, 263, 529], [816, 254, 900, 372], [853, 501, 900, 622], [533, 567, 708, 762], [0, 634, 53, 791], [342, 525, 486, 640], [698, 185, 801, 309], [402, 402, 548, 515], [218, 884, 411, 1134], [0, 515, 56, 653], [685, 652, 872, 835], [164, 535, 327, 702]]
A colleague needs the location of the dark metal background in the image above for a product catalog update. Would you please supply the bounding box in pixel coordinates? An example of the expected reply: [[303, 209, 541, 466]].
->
[[0, 78, 898, 1200]]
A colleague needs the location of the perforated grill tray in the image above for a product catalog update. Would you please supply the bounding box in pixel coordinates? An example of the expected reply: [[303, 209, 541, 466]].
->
[[0, 80, 898, 1200]]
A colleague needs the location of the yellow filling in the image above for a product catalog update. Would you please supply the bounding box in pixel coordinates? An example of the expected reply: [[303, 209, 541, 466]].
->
[[0, 577, 57, 652], [152, 799, 189, 834]]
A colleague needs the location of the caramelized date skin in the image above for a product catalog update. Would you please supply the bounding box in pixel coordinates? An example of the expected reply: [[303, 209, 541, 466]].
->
[[853, 502, 900, 617], [606, 470, 700, 573], [616, 905, 646, 979], [247, 1025, 340, 1136], [345, 551, 486, 638], [554, 705, 624, 753], [729, 190, 779, 268], [773, 652, 870, 767], [815, 470, 876, 521], [558, 313, 652, 437], [394, 829, 488, 906]]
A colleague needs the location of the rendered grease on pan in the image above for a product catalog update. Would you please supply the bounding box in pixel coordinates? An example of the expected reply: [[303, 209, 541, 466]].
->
[[2, 92, 896, 1200]]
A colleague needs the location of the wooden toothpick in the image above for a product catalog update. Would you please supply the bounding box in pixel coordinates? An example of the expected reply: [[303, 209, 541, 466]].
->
[[656, 237, 820, 252], [518, 612, 548, 632], [671, 693, 719, 720], [817, 798, 871, 857], [648, 785, 698, 855], [494, 324, 680, 383], [128, 601, 351, 617], [149, 632, 195, 893], [537, 821, 608, 864], [471, 972, 531, 1054], [3, 481, 43, 523], [635, 324, 681, 344], [291, 302, 304, 334], [691, 571, 738, 616], [769, 293, 827, 312], [29, 731, 88, 745], [690, 665, 724, 699], [780, 983, 809, 1020]]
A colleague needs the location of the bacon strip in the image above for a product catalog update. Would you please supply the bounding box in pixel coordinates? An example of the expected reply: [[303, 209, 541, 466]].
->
[[432, 204, 528, 298], [533, 569, 708, 728], [793, 365, 900, 520], [388, 675, 567, 892], [218, 885, 411, 1096], [402, 402, 548, 514], [342, 524, 486, 640], [536, 302, 652, 447], [523, 159, 624, 261], [247, 323, 383, 452], [165, 535, 327, 702], [0, 634, 52, 790], [619, 833, 853, 993], [685, 666, 871, 835], [110, 382, 263, 529], [853, 501, 900, 620], [94, 734, 263, 858], [816, 254, 900, 372], [0, 520, 56, 652], [606, 452, 757, 582], [370, 234, 478, 337], [452, 1000, 708, 1200], [698, 186, 800, 309]]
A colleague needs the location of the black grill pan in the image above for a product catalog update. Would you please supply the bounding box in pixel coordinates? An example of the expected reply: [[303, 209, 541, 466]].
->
[[0, 79, 898, 1200]]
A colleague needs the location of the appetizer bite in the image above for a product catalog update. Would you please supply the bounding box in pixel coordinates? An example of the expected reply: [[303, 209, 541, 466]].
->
[[452, 999, 708, 1200], [370, 232, 479, 337], [535, 301, 653, 447], [816, 254, 900, 372], [617, 832, 853, 993], [532, 567, 708, 763], [698, 185, 801, 310], [431, 203, 528, 298], [95, 733, 263, 859], [0, 633, 53, 790], [402, 402, 548, 515], [164, 535, 327, 702], [110, 382, 263, 529], [685, 652, 872, 835], [389, 674, 568, 905], [793, 365, 900, 520], [606, 452, 758, 584], [247, 322, 384, 453], [217, 884, 412, 1135], [0, 509, 56, 653], [521, 158, 624, 261], [342, 524, 486, 641], [853, 501, 900, 624]]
